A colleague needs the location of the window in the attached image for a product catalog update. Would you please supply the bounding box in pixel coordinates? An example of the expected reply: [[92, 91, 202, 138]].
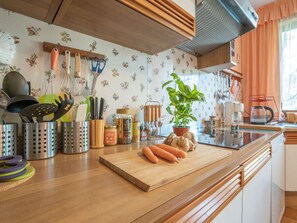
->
[[279, 15, 297, 110]]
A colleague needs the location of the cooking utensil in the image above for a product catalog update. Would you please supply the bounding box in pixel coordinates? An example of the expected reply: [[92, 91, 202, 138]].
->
[[91, 58, 106, 95], [90, 97, 95, 120], [94, 97, 99, 120], [99, 97, 104, 120], [6, 95, 38, 113], [74, 52, 81, 78], [75, 104, 87, 122], [99, 146, 232, 192], [44, 47, 59, 94], [82, 81, 90, 97], [51, 94, 74, 121], [2, 71, 30, 97], [20, 103, 58, 123], [62, 50, 71, 91]]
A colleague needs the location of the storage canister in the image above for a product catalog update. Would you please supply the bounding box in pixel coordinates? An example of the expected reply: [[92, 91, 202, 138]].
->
[[104, 126, 117, 146], [116, 108, 132, 144], [61, 121, 89, 153], [23, 122, 57, 160]]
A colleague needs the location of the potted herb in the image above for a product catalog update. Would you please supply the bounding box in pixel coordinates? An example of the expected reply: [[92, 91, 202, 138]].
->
[[162, 73, 205, 136]]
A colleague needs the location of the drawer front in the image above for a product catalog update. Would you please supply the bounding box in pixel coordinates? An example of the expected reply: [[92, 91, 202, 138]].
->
[[242, 144, 271, 185], [163, 167, 243, 223], [285, 132, 297, 144], [119, 0, 195, 38]]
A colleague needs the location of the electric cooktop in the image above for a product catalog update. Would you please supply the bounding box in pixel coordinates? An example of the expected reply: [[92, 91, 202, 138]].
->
[[197, 128, 266, 150]]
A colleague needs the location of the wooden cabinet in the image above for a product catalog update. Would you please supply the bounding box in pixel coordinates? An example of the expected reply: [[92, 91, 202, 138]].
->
[[197, 41, 236, 73], [271, 134, 285, 223], [242, 145, 272, 223], [163, 166, 243, 223], [211, 191, 242, 223], [230, 37, 242, 74], [285, 131, 297, 191], [0, 0, 62, 23], [0, 0, 195, 55]]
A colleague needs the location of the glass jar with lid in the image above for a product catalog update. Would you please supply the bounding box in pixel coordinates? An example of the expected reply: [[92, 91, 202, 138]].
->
[[116, 108, 132, 144], [104, 126, 117, 146]]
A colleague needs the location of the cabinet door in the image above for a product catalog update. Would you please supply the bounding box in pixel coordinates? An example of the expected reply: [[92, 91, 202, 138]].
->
[[286, 144, 297, 191], [0, 0, 62, 23], [242, 160, 272, 223], [271, 134, 285, 223], [230, 37, 242, 75], [211, 191, 242, 223]]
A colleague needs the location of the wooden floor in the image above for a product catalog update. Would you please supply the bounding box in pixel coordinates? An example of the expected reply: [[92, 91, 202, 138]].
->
[[282, 195, 297, 223]]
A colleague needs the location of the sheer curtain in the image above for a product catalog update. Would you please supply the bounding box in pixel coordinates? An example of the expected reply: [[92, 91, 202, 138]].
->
[[279, 15, 297, 110]]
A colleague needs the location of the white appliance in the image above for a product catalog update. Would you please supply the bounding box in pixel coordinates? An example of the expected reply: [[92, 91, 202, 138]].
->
[[225, 101, 244, 126]]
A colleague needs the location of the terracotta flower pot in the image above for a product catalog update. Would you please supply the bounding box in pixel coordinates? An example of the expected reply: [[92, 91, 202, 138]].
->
[[173, 126, 190, 136]]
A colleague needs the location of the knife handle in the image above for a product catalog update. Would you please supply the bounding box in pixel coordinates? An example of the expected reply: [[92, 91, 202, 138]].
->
[[95, 97, 99, 120], [90, 97, 94, 120], [99, 97, 104, 120]]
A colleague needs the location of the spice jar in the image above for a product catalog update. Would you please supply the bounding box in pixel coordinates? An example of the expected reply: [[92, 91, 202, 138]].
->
[[104, 126, 117, 146], [132, 121, 140, 143], [116, 108, 132, 144]]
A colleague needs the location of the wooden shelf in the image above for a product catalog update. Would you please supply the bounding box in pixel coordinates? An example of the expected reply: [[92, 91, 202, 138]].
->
[[43, 42, 105, 60]]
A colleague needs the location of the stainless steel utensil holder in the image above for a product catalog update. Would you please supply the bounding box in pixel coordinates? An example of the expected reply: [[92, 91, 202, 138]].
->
[[61, 121, 89, 154], [0, 123, 18, 156], [23, 122, 57, 160]]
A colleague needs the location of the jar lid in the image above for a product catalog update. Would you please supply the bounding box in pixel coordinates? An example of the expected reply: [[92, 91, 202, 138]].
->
[[116, 108, 131, 114], [105, 125, 117, 129]]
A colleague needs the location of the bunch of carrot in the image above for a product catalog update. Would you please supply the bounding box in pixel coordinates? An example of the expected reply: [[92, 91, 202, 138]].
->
[[142, 144, 187, 164]]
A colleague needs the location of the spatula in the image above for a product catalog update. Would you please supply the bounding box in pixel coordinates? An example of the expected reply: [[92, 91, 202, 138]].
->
[[20, 103, 58, 122], [75, 104, 87, 122]]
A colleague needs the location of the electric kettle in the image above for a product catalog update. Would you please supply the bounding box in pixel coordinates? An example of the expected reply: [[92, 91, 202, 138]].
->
[[250, 106, 274, 124]]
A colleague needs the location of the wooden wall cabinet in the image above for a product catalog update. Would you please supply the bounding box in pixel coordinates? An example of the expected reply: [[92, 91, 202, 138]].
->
[[197, 41, 236, 73], [0, 0, 195, 55], [0, 0, 63, 23]]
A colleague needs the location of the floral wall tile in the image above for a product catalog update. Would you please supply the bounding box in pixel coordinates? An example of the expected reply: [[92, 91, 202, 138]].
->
[[0, 8, 242, 129]]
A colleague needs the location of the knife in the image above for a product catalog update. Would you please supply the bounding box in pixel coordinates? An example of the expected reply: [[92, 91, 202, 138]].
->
[[95, 97, 99, 120], [90, 97, 94, 120], [99, 97, 104, 120]]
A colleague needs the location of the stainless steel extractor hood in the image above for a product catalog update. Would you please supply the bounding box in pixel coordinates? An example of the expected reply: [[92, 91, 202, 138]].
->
[[178, 0, 258, 56]]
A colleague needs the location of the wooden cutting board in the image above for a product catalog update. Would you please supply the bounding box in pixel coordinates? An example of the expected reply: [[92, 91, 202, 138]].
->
[[99, 145, 232, 191]]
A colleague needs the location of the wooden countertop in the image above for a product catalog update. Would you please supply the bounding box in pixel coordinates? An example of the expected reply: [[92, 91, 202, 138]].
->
[[0, 130, 282, 223]]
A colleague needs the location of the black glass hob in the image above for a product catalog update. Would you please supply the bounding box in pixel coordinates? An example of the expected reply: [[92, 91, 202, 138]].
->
[[197, 129, 266, 150]]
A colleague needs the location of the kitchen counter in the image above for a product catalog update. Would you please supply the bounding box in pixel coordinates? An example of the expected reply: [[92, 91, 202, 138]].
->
[[0, 129, 283, 223]]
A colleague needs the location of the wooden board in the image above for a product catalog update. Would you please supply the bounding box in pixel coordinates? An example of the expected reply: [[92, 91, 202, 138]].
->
[[99, 146, 232, 192]]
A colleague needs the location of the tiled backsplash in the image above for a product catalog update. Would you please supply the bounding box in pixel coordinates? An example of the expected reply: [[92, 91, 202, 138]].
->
[[0, 8, 242, 129]]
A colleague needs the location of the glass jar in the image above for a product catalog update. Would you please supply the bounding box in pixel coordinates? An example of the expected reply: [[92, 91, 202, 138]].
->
[[116, 109, 132, 144], [104, 126, 117, 146]]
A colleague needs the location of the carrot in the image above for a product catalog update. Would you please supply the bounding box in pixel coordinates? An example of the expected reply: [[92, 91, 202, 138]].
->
[[149, 145, 179, 163], [155, 144, 187, 159], [142, 147, 158, 164]]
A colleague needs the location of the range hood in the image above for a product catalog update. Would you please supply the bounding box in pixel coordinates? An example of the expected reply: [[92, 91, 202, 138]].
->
[[178, 0, 258, 56]]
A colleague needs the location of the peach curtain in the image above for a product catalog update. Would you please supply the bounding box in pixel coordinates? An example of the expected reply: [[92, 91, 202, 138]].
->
[[241, 0, 297, 118]]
